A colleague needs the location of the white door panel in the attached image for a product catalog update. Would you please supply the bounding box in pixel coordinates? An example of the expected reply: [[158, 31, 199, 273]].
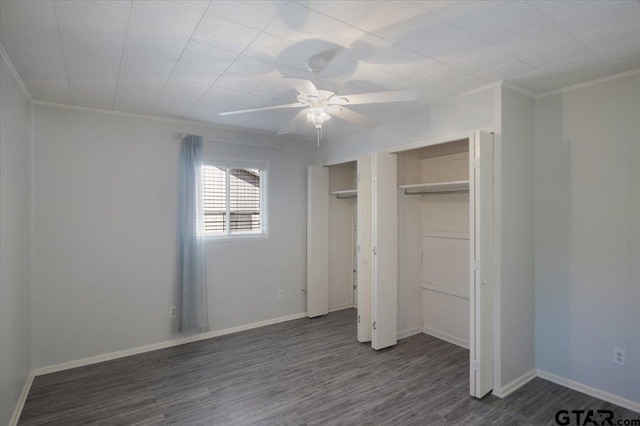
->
[[307, 166, 329, 318], [372, 152, 398, 350], [357, 155, 373, 342], [470, 131, 494, 398]]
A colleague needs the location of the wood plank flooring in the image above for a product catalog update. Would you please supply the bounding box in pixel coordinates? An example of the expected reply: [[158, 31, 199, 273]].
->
[[19, 309, 638, 425]]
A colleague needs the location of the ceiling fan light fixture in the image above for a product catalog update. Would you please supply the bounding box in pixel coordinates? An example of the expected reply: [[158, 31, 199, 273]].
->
[[307, 108, 331, 129]]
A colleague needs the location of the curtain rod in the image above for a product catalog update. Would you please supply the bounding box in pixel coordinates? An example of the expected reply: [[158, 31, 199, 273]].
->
[[173, 133, 282, 151]]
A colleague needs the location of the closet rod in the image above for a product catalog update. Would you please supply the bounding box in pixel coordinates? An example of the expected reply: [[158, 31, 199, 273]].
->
[[403, 189, 469, 195], [173, 132, 282, 150]]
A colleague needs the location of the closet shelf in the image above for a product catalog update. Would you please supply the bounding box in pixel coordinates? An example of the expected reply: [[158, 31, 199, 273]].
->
[[399, 180, 469, 195], [330, 189, 357, 199]]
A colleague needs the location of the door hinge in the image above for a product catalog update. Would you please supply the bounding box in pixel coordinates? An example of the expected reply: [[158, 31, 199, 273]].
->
[[358, 173, 360, 182], [372, 321, 377, 330], [357, 315, 361, 323], [472, 360, 479, 371], [473, 159, 480, 169], [373, 247, 377, 255], [357, 244, 360, 253], [472, 260, 478, 270]]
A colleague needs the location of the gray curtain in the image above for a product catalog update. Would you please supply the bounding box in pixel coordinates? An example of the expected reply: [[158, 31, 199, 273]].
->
[[178, 134, 209, 333]]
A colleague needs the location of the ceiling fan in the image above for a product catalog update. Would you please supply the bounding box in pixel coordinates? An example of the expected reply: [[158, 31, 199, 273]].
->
[[218, 77, 417, 144]]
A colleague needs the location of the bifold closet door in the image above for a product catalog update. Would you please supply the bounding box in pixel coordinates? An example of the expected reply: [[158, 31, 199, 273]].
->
[[371, 152, 397, 350], [469, 131, 494, 398], [307, 165, 329, 318], [357, 154, 373, 342]]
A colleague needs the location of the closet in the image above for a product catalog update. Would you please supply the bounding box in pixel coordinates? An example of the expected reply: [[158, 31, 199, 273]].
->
[[307, 131, 493, 398], [391, 130, 494, 398], [328, 161, 357, 313], [307, 158, 374, 343], [397, 139, 471, 349], [307, 153, 396, 347]]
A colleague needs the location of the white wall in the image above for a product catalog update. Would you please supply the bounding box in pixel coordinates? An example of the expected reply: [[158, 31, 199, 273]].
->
[[496, 86, 535, 388], [32, 105, 317, 368], [535, 73, 640, 404], [0, 53, 32, 425]]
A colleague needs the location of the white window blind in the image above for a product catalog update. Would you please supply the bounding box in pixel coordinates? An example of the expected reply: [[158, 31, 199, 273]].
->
[[202, 164, 265, 236]]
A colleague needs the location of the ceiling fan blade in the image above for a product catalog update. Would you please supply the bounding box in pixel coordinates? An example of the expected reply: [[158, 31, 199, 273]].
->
[[330, 89, 417, 106], [282, 77, 320, 97], [218, 102, 306, 116], [277, 109, 309, 135], [328, 106, 379, 129]]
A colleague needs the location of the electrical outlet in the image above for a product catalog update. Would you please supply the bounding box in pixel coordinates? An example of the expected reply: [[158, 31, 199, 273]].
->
[[613, 348, 625, 366], [278, 289, 285, 300], [169, 306, 177, 318]]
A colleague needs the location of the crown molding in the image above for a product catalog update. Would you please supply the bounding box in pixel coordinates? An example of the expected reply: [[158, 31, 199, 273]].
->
[[536, 67, 640, 98], [501, 81, 537, 99], [31, 100, 315, 143], [439, 81, 502, 103], [428, 80, 536, 107], [0, 43, 33, 102]]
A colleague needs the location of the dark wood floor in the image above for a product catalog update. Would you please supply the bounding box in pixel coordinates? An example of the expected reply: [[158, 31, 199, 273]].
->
[[20, 309, 637, 425]]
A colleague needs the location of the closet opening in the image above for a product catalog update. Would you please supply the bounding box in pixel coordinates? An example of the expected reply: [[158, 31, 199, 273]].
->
[[327, 161, 358, 314], [397, 139, 471, 349], [307, 159, 368, 341], [392, 131, 494, 399]]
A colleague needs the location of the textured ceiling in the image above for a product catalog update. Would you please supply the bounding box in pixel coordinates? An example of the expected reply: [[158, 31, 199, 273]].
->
[[2, 0, 640, 137]]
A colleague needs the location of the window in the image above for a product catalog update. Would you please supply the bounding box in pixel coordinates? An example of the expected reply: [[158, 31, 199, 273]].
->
[[201, 163, 266, 237]]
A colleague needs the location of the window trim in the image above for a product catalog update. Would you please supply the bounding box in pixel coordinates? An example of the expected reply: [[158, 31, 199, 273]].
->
[[202, 157, 269, 241]]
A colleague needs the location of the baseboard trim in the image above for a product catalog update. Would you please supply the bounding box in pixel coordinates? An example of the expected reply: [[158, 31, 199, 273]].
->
[[423, 327, 469, 349], [537, 369, 640, 414], [492, 369, 536, 398], [9, 371, 34, 426], [33, 312, 307, 376], [398, 328, 421, 340], [328, 304, 355, 313]]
